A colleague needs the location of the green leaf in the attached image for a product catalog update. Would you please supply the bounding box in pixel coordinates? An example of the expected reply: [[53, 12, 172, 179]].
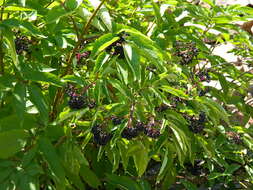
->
[[2, 19, 43, 36], [132, 142, 149, 177], [45, 6, 70, 24], [182, 180, 198, 190], [21, 64, 63, 87], [65, 0, 82, 11], [38, 137, 66, 189], [123, 43, 141, 82], [93, 51, 110, 73], [0, 25, 18, 68], [13, 82, 26, 122], [91, 33, 118, 57], [28, 84, 49, 124], [89, 0, 112, 31], [79, 165, 101, 188], [0, 129, 29, 159], [109, 78, 133, 99], [106, 174, 141, 190], [160, 85, 188, 98]]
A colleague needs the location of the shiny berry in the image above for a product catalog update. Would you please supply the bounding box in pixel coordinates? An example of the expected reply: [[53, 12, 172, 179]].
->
[[121, 127, 139, 140], [111, 116, 122, 125]]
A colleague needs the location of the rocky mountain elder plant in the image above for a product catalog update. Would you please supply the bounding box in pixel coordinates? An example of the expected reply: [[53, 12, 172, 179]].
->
[[0, 0, 253, 189]]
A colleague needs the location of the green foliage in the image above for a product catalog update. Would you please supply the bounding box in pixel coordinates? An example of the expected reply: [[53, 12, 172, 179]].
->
[[0, 0, 253, 189]]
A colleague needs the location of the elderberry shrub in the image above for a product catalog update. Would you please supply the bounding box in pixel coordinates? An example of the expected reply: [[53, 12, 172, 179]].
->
[[185, 159, 205, 176], [121, 127, 139, 140], [68, 95, 86, 110], [111, 116, 122, 126]]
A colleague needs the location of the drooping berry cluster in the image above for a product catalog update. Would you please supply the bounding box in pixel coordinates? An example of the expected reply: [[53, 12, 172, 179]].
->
[[185, 159, 205, 176], [187, 112, 206, 134], [66, 84, 86, 109], [174, 41, 199, 65], [91, 124, 113, 146], [68, 94, 86, 110], [121, 120, 161, 140], [106, 33, 127, 59], [121, 127, 139, 140], [15, 35, 31, 55], [75, 51, 91, 65]]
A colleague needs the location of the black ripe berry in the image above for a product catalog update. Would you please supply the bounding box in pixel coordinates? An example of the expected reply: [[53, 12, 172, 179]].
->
[[144, 128, 161, 139], [121, 127, 139, 140], [68, 95, 86, 110], [111, 116, 122, 126], [91, 124, 112, 146], [93, 132, 112, 146], [189, 119, 204, 134], [198, 71, 211, 82], [186, 159, 204, 176], [135, 121, 145, 132]]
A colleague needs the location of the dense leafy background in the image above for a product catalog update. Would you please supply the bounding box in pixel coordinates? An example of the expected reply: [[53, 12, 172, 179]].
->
[[0, 0, 253, 189]]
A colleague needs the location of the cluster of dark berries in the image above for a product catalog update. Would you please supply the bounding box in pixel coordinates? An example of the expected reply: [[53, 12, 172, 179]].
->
[[75, 51, 90, 65], [144, 122, 161, 139], [174, 41, 199, 65], [121, 126, 139, 140], [91, 124, 112, 146], [111, 116, 122, 125], [185, 159, 205, 176], [197, 71, 211, 82], [15, 35, 31, 55], [68, 94, 86, 110], [145, 160, 161, 176], [65, 84, 96, 110], [121, 120, 161, 140], [106, 33, 127, 59], [187, 112, 206, 134]]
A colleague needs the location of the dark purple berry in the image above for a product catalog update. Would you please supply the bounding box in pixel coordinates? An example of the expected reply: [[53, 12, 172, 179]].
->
[[145, 128, 161, 139], [94, 131, 112, 146], [189, 119, 204, 134], [68, 95, 86, 109], [186, 159, 204, 176], [91, 124, 101, 135], [121, 127, 139, 140], [111, 116, 122, 126], [135, 121, 145, 132]]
